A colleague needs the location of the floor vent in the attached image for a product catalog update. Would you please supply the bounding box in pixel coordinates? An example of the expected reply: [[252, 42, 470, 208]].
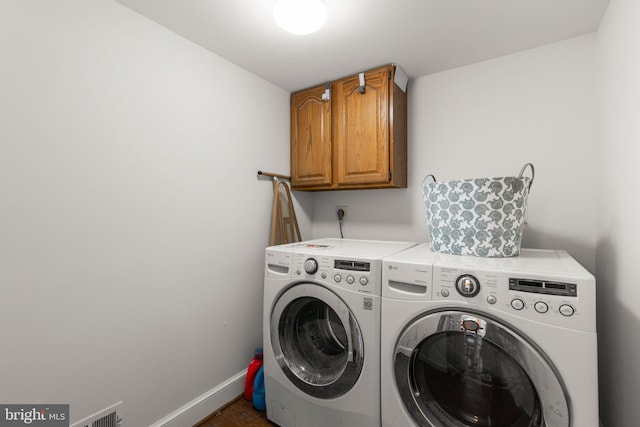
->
[[72, 402, 123, 427]]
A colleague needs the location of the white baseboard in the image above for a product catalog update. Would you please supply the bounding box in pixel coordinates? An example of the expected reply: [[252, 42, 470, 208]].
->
[[149, 369, 246, 427]]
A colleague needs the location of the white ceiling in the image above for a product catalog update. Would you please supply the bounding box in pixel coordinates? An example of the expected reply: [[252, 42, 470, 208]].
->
[[115, 0, 610, 92]]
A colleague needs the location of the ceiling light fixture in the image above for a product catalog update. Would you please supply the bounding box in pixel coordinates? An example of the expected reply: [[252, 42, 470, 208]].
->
[[273, 0, 327, 35]]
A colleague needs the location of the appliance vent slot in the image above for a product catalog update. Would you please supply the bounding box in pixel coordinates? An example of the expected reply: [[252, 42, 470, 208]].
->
[[91, 411, 118, 427], [72, 402, 123, 427]]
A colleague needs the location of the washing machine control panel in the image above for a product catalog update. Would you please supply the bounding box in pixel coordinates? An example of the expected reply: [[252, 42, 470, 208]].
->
[[293, 254, 379, 294], [384, 246, 595, 331], [429, 266, 593, 330]]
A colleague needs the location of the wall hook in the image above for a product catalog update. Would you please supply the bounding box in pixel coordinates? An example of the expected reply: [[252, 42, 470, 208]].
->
[[358, 72, 366, 94]]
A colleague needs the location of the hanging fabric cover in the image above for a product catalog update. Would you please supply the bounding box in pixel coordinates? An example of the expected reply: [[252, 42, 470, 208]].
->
[[270, 179, 301, 246]]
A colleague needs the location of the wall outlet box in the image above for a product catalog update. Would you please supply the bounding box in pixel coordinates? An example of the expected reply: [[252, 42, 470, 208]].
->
[[336, 206, 348, 221]]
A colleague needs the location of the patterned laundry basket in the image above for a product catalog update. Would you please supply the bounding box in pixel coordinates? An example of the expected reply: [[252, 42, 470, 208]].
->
[[422, 163, 535, 257]]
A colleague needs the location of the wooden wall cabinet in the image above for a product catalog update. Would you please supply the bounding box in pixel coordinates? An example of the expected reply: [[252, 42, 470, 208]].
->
[[290, 64, 407, 191]]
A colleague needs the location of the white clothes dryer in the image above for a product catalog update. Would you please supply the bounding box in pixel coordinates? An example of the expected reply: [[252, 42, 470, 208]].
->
[[381, 244, 598, 427], [264, 238, 416, 427]]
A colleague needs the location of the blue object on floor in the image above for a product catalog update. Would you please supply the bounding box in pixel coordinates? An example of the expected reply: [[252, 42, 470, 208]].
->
[[252, 365, 266, 412]]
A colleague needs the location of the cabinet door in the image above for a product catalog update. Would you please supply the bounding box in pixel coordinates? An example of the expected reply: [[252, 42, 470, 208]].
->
[[332, 67, 390, 187], [290, 85, 331, 189]]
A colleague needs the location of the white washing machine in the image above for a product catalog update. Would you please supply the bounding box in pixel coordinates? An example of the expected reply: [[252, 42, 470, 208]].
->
[[264, 238, 417, 427], [381, 243, 598, 427]]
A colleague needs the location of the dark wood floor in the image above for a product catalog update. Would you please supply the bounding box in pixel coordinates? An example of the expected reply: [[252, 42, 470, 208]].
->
[[196, 395, 277, 427]]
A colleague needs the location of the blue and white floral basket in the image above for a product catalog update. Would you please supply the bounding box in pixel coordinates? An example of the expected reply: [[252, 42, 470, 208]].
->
[[422, 163, 535, 257]]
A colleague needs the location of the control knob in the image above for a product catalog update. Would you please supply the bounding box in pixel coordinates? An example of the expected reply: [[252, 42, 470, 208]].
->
[[455, 274, 480, 297], [304, 258, 318, 275]]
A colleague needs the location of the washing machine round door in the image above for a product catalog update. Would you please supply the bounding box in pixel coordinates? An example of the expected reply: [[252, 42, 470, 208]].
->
[[394, 310, 569, 427], [270, 283, 364, 399]]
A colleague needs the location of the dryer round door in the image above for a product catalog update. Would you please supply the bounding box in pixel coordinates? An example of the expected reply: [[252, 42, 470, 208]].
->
[[271, 283, 364, 399], [394, 309, 569, 427]]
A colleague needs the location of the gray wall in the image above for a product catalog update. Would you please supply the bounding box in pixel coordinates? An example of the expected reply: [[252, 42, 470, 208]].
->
[[310, 4, 640, 423], [0, 1, 309, 426], [311, 34, 598, 273], [597, 0, 640, 425], [3, 0, 638, 426]]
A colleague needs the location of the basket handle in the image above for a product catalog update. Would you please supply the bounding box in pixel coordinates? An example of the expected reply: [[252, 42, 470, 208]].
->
[[422, 174, 437, 186], [517, 163, 535, 191]]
